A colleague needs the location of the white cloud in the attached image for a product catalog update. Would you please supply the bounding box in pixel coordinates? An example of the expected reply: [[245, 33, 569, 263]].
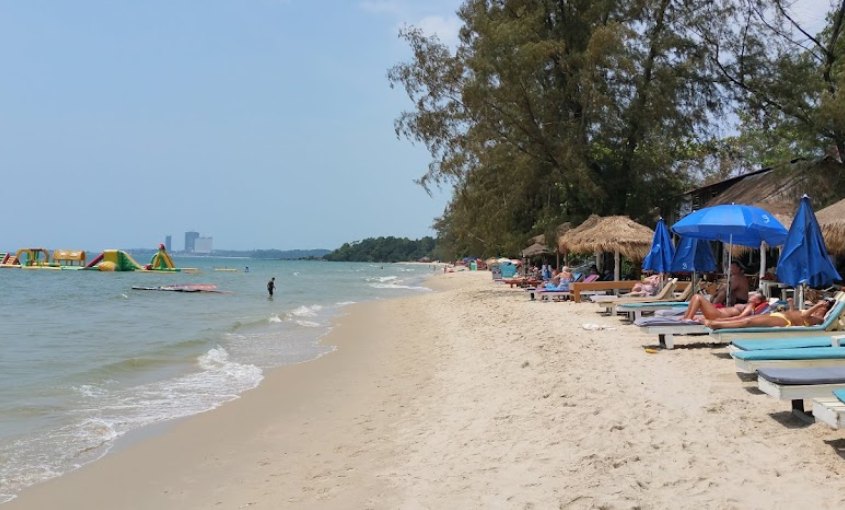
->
[[416, 14, 462, 47], [360, 0, 463, 48]]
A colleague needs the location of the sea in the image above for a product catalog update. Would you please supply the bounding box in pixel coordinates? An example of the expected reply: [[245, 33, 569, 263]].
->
[[0, 257, 436, 503]]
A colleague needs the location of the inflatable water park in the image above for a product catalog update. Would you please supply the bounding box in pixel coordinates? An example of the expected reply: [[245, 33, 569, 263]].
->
[[0, 244, 197, 272]]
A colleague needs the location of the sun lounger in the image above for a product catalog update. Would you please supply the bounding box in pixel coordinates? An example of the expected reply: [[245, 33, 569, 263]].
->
[[732, 346, 845, 373], [731, 337, 837, 352], [812, 389, 845, 429], [616, 301, 690, 321], [757, 366, 845, 414], [593, 279, 679, 304], [709, 300, 845, 343]]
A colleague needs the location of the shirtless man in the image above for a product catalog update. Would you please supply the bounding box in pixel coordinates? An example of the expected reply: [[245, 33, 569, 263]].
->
[[682, 292, 765, 322], [711, 260, 750, 305], [706, 299, 835, 329]]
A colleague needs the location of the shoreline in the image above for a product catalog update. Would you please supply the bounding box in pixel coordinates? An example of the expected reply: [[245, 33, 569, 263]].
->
[[2, 273, 452, 509], [6, 270, 845, 508]]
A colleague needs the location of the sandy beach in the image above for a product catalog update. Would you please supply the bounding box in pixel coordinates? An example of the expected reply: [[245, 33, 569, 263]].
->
[[6, 270, 845, 509]]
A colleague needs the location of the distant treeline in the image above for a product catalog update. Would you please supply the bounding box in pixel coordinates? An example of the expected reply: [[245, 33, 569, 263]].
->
[[323, 236, 435, 263]]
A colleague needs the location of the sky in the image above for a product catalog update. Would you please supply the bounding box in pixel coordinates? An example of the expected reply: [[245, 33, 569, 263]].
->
[[0, 0, 831, 252], [0, 0, 462, 251]]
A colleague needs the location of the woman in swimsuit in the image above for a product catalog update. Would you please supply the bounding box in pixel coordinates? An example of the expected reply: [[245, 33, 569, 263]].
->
[[705, 299, 835, 329], [682, 292, 765, 322]]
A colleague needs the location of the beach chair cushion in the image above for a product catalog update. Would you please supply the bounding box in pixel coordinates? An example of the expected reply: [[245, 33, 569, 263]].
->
[[633, 317, 701, 327], [733, 347, 845, 361], [834, 389, 845, 404], [732, 337, 835, 351], [618, 302, 689, 310], [757, 367, 845, 386]]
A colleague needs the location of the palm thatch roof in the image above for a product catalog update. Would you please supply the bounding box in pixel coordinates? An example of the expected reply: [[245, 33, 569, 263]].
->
[[817, 197, 845, 255], [528, 234, 546, 245], [563, 216, 655, 260], [521, 242, 552, 257], [703, 158, 838, 220], [558, 215, 601, 253]]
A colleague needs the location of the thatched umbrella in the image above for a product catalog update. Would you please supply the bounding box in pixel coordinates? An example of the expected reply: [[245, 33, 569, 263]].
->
[[522, 242, 552, 257], [816, 197, 845, 255], [558, 215, 601, 254], [564, 216, 654, 280]]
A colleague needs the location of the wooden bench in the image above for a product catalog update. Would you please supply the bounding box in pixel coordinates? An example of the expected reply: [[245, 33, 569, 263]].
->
[[569, 281, 638, 303]]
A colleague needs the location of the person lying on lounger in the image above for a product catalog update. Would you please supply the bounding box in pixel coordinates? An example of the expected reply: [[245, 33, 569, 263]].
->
[[625, 274, 662, 297], [682, 292, 766, 322], [705, 299, 835, 329]]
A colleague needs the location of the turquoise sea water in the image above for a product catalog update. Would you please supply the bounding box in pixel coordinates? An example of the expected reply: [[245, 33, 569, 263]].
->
[[0, 257, 434, 503]]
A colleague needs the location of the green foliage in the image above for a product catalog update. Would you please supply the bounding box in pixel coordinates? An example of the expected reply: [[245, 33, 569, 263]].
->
[[390, 0, 722, 257], [323, 237, 437, 263], [390, 1, 845, 258]]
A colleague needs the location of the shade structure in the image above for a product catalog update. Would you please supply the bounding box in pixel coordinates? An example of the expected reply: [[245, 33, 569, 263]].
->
[[777, 196, 842, 288], [563, 216, 654, 260], [558, 215, 601, 253], [670, 236, 717, 273], [642, 218, 675, 273], [671, 204, 789, 247], [521, 242, 552, 258], [817, 197, 845, 255]]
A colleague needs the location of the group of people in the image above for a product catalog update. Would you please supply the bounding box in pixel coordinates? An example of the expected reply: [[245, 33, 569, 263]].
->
[[681, 291, 835, 330]]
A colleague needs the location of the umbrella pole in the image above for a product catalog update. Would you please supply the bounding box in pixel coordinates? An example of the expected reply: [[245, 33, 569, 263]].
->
[[759, 242, 767, 283], [727, 235, 733, 306], [614, 251, 620, 282], [798, 284, 805, 310]]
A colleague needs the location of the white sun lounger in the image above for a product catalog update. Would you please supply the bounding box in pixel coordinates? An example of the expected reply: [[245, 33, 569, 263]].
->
[[641, 323, 710, 349], [812, 389, 845, 429], [708, 300, 845, 343], [757, 367, 845, 415]]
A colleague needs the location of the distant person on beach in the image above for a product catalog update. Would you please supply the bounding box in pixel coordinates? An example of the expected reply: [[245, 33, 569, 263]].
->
[[245, 266, 249, 273], [267, 277, 276, 297]]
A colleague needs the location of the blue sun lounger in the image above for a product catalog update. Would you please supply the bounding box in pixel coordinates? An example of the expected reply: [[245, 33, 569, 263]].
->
[[732, 346, 845, 373], [813, 389, 845, 429], [757, 366, 845, 415], [731, 337, 838, 351]]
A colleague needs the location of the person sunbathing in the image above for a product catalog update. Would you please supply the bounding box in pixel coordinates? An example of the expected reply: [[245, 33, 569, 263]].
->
[[705, 299, 835, 329], [682, 292, 765, 322], [626, 274, 662, 297]]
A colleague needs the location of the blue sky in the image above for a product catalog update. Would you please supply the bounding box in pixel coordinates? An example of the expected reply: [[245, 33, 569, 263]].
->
[[0, 0, 461, 251]]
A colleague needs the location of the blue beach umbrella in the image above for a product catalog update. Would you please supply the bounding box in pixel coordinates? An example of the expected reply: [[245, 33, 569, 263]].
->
[[671, 204, 789, 247], [672, 204, 788, 304], [777, 195, 841, 289], [670, 237, 717, 273], [642, 218, 676, 274]]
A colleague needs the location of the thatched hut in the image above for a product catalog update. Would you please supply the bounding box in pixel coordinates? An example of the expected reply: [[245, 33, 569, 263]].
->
[[558, 215, 601, 254], [521, 242, 552, 257], [562, 216, 654, 280], [565, 216, 654, 260], [817, 197, 845, 255]]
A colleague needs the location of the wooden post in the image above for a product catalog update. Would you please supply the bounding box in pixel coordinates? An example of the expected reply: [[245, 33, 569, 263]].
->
[[614, 251, 620, 281]]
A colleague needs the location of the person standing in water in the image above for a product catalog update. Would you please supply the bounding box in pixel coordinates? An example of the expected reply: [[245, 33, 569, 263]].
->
[[267, 277, 276, 297]]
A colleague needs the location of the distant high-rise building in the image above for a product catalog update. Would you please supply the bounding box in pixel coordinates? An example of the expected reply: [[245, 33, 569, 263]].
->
[[185, 231, 199, 253], [194, 236, 213, 254], [165, 235, 172, 252]]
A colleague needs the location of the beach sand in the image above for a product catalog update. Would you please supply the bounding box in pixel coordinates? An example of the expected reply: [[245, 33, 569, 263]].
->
[[6, 270, 845, 509]]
